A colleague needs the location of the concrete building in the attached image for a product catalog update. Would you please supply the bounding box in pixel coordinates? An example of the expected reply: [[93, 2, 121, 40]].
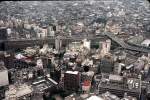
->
[[55, 36, 62, 51], [0, 61, 9, 87], [36, 59, 43, 69], [83, 39, 91, 50], [99, 39, 111, 57], [99, 57, 113, 73]]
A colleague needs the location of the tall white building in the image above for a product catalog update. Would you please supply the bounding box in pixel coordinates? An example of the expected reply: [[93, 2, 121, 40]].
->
[[83, 39, 91, 50], [0, 61, 9, 87], [7, 28, 11, 36], [55, 36, 62, 51], [99, 39, 111, 57], [47, 26, 55, 37], [106, 39, 111, 53], [36, 59, 43, 69]]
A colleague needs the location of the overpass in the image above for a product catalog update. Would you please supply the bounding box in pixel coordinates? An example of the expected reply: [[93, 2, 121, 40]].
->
[[2, 33, 150, 53], [104, 32, 150, 53]]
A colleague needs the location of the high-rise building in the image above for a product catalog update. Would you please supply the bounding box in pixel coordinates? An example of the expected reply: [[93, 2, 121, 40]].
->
[[47, 26, 55, 37], [64, 71, 80, 91], [99, 57, 113, 73], [55, 36, 62, 51], [99, 39, 111, 57], [106, 39, 111, 53], [0, 27, 8, 50]]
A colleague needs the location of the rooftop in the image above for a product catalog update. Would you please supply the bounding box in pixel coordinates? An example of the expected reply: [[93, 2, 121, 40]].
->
[[66, 71, 79, 75]]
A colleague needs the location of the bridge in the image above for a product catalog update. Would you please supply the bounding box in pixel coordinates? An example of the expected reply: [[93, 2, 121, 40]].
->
[[3, 36, 106, 50], [104, 32, 150, 53]]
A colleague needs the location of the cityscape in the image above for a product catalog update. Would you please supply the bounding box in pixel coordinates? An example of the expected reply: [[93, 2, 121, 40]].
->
[[0, 0, 150, 100]]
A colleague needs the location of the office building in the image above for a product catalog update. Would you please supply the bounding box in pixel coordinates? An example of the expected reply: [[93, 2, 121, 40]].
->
[[64, 71, 80, 91], [98, 73, 141, 99]]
